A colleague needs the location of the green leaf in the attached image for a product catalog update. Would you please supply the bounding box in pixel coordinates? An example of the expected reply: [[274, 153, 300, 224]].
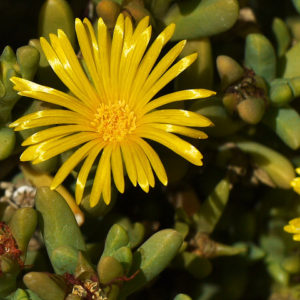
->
[[193, 178, 230, 233], [23, 272, 66, 300], [9, 207, 38, 260], [163, 0, 239, 41], [38, 0, 75, 47], [35, 187, 86, 274], [272, 18, 291, 56], [0, 126, 16, 161], [233, 139, 295, 189], [263, 106, 300, 150], [119, 229, 183, 297], [245, 34, 277, 82], [173, 294, 192, 300], [101, 224, 129, 258]]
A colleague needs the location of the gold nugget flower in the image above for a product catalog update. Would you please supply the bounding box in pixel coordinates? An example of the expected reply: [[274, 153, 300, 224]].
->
[[10, 15, 215, 206]]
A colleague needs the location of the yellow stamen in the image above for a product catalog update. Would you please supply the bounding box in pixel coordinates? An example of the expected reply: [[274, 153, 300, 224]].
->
[[91, 101, 137, 142]]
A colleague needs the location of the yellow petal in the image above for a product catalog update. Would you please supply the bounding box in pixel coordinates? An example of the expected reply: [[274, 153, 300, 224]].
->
[[293, 234, 300, 241], [290, 218, 300, 227], [133, 40, 186, 108], [130, 145, 149, 193], [141, 89, 216, 115], [49, 32, 99, 107], [284, 224, 298, 233], [139, 53, 198, 108], [20, 140, 54, 162], [132, 142, 155, 188], [122, 26, 152, 105], [32, 132, 99, 164], [75, 19, 105, 100], [133, 137, 167, 186], [40, 37, 94, 105], [129, 23, 175, 105], [121, 142, 137, 186], [97, 18, 112, 101], [76, 144, 104, 204], [83, 18, 109, 101], [148, 123, 208, 139], [137, 126, 203, 166], [51, 139, 101, 189], [22, 125, 92, 146], [132, 15, 150, 37], [111, 145, 125, 193], [140, 109, 213, 128], [110, 14, 125, 101], [12, 110, 90, 130], [10, 77, 93, 117], [90, 145, 112, 207]]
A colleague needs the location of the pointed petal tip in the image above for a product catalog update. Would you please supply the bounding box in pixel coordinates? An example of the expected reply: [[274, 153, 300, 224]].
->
[[90, 198, 99, 208], [9, 76, 18, 84]]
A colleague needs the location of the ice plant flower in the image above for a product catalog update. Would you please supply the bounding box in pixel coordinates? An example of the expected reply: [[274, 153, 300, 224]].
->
[[284, 218, 300, 241], [10, 14, 215, 207]]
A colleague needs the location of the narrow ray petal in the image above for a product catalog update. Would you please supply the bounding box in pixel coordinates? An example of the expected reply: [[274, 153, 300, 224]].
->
[[90, 146, 113, 207], [110, 14, 125, 100], [123, 26, 152, 105], [148, 123, 208, 139], [49, 33, 99, 107], [10, 77, 93, 117], [121, 142, 137, 186], [97, 18, 112, 100], [139, 109, 213, 127], [111, 145, 125, 193], [132, 16, 150, 37], [40, 37, 94, 105], [56, 29, 100, 105], [83, 18, 109, 102], [75, 19, 105, 99], [132, 137, 167, 186], [75, 143, 104, 204], [138, 53, 198, 108], [132, 142, 155, 188], [130, 145, 149, 192], [12, 110, 91, 130], [51, 139, 101, 189], [20, 136, 65, 161], [22, 125, 92, 146], [129, 23, 176, 105], [137, 126, 203, 166], [33, 132, 99, 164], [102, 159, 112, 205], [141, 89, 216, 115], [133, 40, 186, 107]]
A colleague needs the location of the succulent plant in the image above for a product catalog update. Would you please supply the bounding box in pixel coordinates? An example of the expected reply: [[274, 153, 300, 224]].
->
[[1, 0, 300, 299]]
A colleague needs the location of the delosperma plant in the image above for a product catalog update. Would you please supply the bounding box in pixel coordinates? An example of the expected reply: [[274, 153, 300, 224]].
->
[[1, 0, 300, 299]]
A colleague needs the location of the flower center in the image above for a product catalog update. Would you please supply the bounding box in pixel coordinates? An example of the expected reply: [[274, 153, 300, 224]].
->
[[91, 101, 136, 142]]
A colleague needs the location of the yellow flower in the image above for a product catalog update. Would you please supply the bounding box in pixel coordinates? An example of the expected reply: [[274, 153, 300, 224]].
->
[[291, 168, 300, 195], [284, 218, 300, 241], [10, 15, 215, 207]]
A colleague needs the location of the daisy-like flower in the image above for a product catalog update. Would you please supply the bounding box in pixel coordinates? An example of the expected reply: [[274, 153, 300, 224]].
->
[[284, 218, 300, 241], [10, 14, 215, 207]]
